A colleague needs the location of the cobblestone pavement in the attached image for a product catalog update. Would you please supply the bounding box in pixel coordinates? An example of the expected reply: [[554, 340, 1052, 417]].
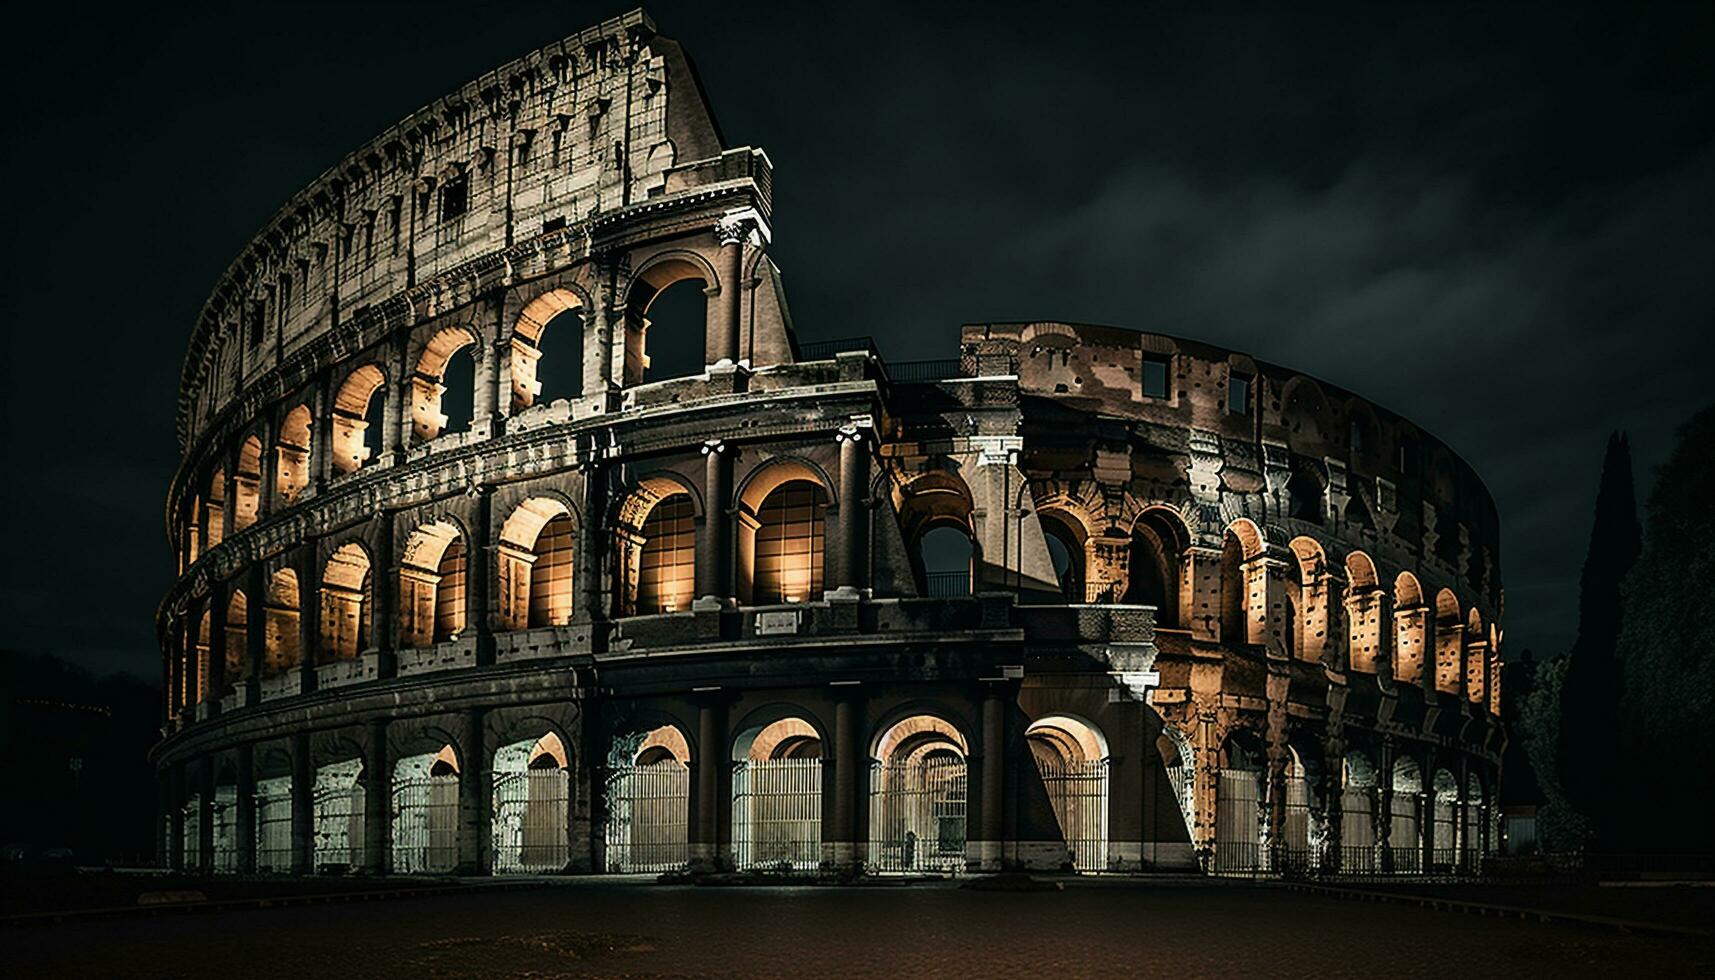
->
[[4, 878, 1710, 978]]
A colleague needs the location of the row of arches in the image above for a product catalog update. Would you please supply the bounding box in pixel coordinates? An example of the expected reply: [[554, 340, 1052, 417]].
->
[[171, 709, 1117, 876], [185, 268, 724, 568]]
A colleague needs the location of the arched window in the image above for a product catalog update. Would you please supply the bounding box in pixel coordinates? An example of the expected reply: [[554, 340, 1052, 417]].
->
[[399, 521, 465, 647], [1219, 520, 1264, 645], [1040, 514, 1085, 602], [528, 515, 575, 627], [625, 259, 710, 386], [276, 404, 312, 506], [752, 481, 826, 604], [1125, 509, 1188, 626], [638, 494, 696, 613], [263, 569, 300, 676], [204, 467, 226, 549], [1025, 715, 1109, 871], [320, 543, 372, 661], [497, 499, 576, 630], [919, 525, 975, 597], [331, 364, 387, 474], [410, 327, 477, 442], [511, 289, 586, 410], [224, 589, 249, 695], [234, 436, 263, 530], [1287, 466, 1324, 524]]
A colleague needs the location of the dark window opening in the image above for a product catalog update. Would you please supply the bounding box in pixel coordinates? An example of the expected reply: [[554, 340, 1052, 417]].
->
[[247, 304, 266, 349], [1350, 419, 1365, 453], [542, 216, 567, 234], [1142, 355, 1171, 400], [535, 309, 585, 401], [1288, 469, 1324, 524], [640, 279, 708, 383], [439, 173, 469, 222], [439, 349, 476, 435], [919, 526, 975, 597], [1229, 373, 1251, 414]]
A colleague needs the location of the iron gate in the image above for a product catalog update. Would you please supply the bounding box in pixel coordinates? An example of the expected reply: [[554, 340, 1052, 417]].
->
[[1340, 789, 1376, 873], [181, 798, 200, 870], [1389, 794, 1422, 874], [869, 757, 967, 873], [392, 774, 459, 873], [212, 785, 238, 874], [493, 768, 570, 873], [1464, 802, 1483, 869], [1037, 757, 1109, 871], [1215, 768, 1262, 873], [1431, 797, 1458, 871], [313, 782, 365, 871], [604, 761, 690, 873], [255, 779, 293, 872], [733, 758, 822, 871]]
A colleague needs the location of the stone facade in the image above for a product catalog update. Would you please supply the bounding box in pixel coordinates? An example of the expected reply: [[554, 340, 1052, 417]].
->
[[153, 10, 1502, 878]]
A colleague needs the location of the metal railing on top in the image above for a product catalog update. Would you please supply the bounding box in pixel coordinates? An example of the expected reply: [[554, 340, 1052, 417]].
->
[[796, 336, 879, 361], [885, 358, 964, 383]]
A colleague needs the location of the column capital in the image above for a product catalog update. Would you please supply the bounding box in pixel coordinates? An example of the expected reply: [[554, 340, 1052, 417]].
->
[[700, 438, 727, 455], [715, 207, 771, 247]]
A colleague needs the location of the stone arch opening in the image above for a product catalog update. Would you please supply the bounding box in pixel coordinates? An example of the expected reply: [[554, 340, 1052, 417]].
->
[[869, 713, 969, 873], [1431, 768, 1460, 871], [616, 476, 701, 615], [391, 743, 460, 874], [1218, 519, 1265, 645], [897, 470, 979, 596], [1433, 588, 1463, 694], [223, 589, 249, 698], [1039, 510, 1087, 603], [626, 255, 713, 385], [331, 363, 387, 474], [320, 543, 372, 662], [234, 435, 263, 531], [493, 731, 571, 873], [497, 497, 576, 630], [1393, 572, 1427, 685], [1215, 729, 1266, 873], [400, 520, 466, 647], [1340, 750, 1378, 872], [1025, 714, 1109, 871], [312, 754, 366, 872], [605, 722, 691, 873], [738, 461, 831, 605], [253, 748, 294, 873], [511, 288, 586, 410], [1127, 507, 1190, 625], [276, 404, 312, 506], [1390, 756, 1424, 873], [263, 568, 300, 678], [411, 327, 478, 443], [919, 525, 976, 598], [203, 467, 226, 550], [731, 715, 823, 870]]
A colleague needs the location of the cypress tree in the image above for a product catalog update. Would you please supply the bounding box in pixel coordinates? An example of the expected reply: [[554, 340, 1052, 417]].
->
[[1556, 432, 1641, 851]]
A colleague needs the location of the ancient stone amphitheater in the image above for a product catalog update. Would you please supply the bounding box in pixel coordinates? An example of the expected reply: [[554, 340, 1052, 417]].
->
[[155, 10, 1504, 878]]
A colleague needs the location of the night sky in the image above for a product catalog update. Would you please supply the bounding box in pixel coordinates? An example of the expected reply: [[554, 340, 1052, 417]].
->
[[2, 2, 1709, 681]]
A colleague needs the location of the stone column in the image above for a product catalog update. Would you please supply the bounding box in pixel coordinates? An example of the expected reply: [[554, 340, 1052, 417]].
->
[[155, 771, 172, 870], [458, 707, 491, 875], [709, 218, 746, 366], [245, 564, 266, 701], [830, 689, 863, 872], [185, 597, 203, 716], [258, 419, 278, 521], [290, 732, 313, 875], [373, 514, 398, 678], [696, 440, 732, 606], [382, 341, 405, 459], [469, 486, 496, 666], [574, 463, 609, 628], [1181, 546, 1222, 642], [311, 376, 332, 491], [363, 719, 389, 874], [297, 548, 319, 693], [690, 697, 727, 871], [1376, 738, 1394, 873], [235, 744, 256, 874], [198, 756, 216, 874], [832, 422, 870, 595], [474, 332, 502, 438], [978, 684, 1006, 871], [208, 587, 229, 709], [222, 452, 238, 540]]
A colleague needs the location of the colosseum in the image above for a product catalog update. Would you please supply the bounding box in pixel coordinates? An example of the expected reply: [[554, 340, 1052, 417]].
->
[[154, 9, 1504, 879]]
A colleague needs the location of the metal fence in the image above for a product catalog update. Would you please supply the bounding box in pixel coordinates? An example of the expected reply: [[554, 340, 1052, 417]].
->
[[212, 786, 238, 874], [923, 570, 972, 597], [1389, 794, 1422, 874], [255, 780, 293, 873], [1431, 797, 1459, 872], [1165, 766, 1195, 838], [1037, 757, 1109, 871], [1280, 776, 1315, 873], [733, 758, 823, 871], [1215, 768, 1262, 873], [1464, 802, 1483, 868], [887, 358, 964, 383], [869, 757, 967, 873], [181, 798, 200, 871], [392, 774, 459, 873], [493, 768, 570, 873], [605, 761, 690, 873], [797, 336, 878, 360], [313, 782, 365, 871], [1340, 789, 1377, 873]]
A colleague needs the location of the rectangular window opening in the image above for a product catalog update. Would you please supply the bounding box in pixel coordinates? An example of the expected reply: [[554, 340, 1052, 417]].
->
[[1142, 355, 1171, 400]]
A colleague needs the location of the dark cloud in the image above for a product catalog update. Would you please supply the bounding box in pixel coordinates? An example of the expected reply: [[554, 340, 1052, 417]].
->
[[3, 1, 1709, 678]]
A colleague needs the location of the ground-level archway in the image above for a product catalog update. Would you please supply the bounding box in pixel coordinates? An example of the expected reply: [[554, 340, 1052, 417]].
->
[[1025, 714, 1109, 871], [732, 716, 823, 870], [604, 724, 691, 873], [492, 732, 571, 873], [868, 714, 968, 873], [391, 744, 459, 874]]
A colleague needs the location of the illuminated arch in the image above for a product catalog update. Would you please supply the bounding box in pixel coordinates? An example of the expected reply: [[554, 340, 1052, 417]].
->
[[497, 496, 576, 629], [737, 459, 834, 605], [320, 542, 372, 661], [234, 435, 263, 530], [1125, 506, 1192, 625], [510, 287, 586, 410], [400, 519, 466, 646], [275, 404, 312, 505], [263, 568, 300, 676], [331, 363, 387, 474], [410, 325, 480, 442]]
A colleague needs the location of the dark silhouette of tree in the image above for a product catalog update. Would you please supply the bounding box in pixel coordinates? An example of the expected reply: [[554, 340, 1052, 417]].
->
[[1556, 432, 1640, 851], [1616, 404, 1715, 857]]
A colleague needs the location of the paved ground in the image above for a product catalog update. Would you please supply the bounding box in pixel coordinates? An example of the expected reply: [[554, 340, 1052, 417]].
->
[[4, 878, 1711, 978]]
